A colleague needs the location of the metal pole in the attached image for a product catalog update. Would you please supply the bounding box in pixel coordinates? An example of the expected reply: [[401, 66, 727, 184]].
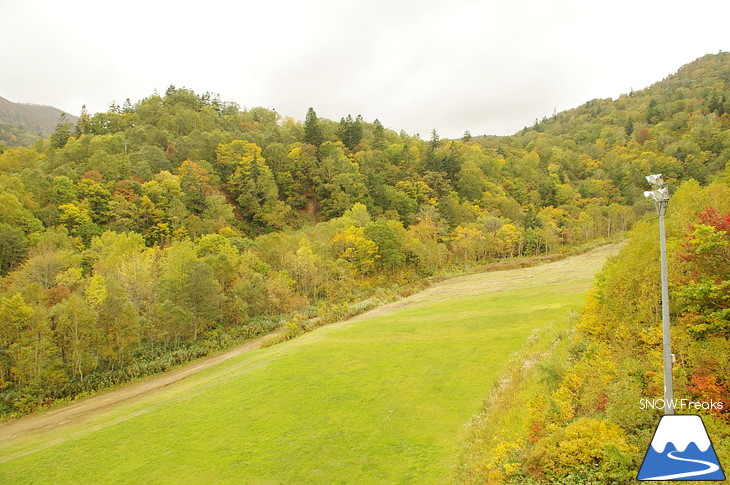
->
[[658, 202, 674, 414]]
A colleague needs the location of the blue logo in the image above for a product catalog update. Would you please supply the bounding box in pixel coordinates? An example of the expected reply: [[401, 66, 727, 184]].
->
[[638, 414, 725, 481]]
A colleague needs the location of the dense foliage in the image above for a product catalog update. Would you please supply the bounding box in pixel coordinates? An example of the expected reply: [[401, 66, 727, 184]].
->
[[456, 176, 730, 483], [0, 122, 41, 149], [1, 53, 729, 417]]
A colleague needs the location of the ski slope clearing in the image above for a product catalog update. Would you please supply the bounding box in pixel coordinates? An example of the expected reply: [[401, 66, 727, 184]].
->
[[0, 244, 620, 484]]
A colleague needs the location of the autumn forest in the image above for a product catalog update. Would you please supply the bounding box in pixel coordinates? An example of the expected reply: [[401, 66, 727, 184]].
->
[[1, 52, 729, 483]]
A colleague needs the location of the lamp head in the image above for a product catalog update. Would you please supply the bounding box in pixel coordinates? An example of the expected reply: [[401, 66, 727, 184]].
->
[[644, 187, 670, 203], [645, 174, 664, 187]]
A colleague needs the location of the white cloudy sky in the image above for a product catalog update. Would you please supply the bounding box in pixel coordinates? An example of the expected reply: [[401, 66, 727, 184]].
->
[[1, 0, 728, 138]]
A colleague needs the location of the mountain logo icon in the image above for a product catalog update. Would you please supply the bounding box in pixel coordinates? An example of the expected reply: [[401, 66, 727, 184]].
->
[[638, 414, 725, 481]]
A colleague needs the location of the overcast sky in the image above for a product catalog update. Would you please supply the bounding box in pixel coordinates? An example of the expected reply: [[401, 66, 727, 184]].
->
[[1, 0, 728, 138]]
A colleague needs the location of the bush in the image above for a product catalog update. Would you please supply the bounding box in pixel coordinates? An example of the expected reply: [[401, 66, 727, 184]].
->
[[524, 417, 638, 483]]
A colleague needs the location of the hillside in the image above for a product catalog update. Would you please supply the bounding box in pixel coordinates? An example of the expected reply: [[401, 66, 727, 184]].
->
[[0, 121, 42, 148], [0, 245, 619, 484], [0, 95, 78, 136], [0, 53, 729, 420], [502, 52, 730, 195], [456, 175, 729, 483]]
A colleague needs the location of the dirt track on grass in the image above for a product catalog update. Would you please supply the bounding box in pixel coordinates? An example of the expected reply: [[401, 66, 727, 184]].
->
[[0, 243, 622, 446], [0, 336, 268, 442]]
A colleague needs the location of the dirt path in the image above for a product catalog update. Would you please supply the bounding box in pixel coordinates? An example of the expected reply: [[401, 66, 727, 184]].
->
[[0, 243, 621, 445], [0, 336, 267, 442]]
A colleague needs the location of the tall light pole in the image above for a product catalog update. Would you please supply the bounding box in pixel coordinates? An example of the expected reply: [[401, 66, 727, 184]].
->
[[644, 174, 674, 414]]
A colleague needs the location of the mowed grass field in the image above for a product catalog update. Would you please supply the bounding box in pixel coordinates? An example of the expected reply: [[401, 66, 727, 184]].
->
[[0, 245, 619, 484]]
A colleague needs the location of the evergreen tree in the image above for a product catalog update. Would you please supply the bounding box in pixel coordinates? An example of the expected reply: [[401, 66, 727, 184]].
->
[[338, 114, 364, 150], [352, 115, 364, 148], [303, 107, 324, 147], [429, 129, 440, 150], [373, 119, 386, 150], [624, 117, 634, 136], [338, 115, 350, 146], [76, 105, 92, 136], [50, 114, 73, 149]]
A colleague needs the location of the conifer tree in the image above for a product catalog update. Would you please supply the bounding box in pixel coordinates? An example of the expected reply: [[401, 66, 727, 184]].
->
[[303, 107, 324, 147], [76, 105, 92, 136], [50, 114, 73, 149], [338, 114, 364, 150], [373, 119, 386, 150]]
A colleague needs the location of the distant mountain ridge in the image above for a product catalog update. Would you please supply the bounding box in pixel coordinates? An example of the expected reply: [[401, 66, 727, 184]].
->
[[0, 95, 78, 137]]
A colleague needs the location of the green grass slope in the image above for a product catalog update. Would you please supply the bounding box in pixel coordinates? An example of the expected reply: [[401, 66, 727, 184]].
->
[[0, 245, 619, 484]]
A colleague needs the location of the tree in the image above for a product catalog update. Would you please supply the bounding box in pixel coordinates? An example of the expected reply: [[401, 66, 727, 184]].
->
[[318, 171, 371, 219], [77, 179, 112, 224], [496, 223, 522, 257], [331, 226, 379, 275], [52, 293, 101, 381], [0, 223, 28, 275], [0, 193, 43, 235], [157, 241, 223, 344], [405, 207, 449, 272], [429, 129, 440, 149], [0, 294, 34, 386], [675, 207, 730, 337], [228, 147, 290, 229], [286, 144, 320, 206], [178, 160, 211, 214], [372, 119, 386, 150], [215, 139, 257, 180], [303, 107, 324, 147], [449, 225, 486, 262], [95, 278, 141, 365], [365, 219, 405, 270], [316, 144, 371, 218], [343, 202, 372, 226], [456, 160, 487, 201], [264, 270, 307, 314], [338, 114, 364, 150], [379, 185, 418, 223], [58, 202, 98, 244], [50, 114, 74, 149], [196, 233, 242, 289], [282, 241, 327, 300], [76, 105, 92, 136]]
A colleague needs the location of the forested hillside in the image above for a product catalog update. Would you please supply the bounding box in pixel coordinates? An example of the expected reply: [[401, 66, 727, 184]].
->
[[0, 122, 42, 148], [1, 53, 729, 417], [457, 174, 730, 484], [0, 95, 78, 145]]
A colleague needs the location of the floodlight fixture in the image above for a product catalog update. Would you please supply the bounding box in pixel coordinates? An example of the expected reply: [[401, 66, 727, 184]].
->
[[645, 173, 665, 187], [644, 176, 669, 215], [644, 173, 673, 414], [644, 188, 669, 203]]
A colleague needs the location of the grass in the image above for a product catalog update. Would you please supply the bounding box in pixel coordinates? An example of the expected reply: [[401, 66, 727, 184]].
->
[[454, 306, 581, 483], [0, 245, 619, 484]]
